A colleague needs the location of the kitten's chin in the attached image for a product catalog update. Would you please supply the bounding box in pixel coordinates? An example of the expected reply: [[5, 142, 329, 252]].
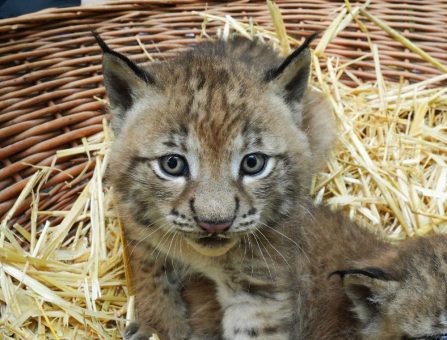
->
[[185, 237, 238, 257]]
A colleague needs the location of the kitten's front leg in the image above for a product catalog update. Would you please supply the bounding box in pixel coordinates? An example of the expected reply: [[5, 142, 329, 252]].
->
[[218, 283, 293, 340], [124, 243, 192, 340]]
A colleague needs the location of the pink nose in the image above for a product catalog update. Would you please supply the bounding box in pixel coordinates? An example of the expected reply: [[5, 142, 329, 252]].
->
[[197, 221, 232, 233]]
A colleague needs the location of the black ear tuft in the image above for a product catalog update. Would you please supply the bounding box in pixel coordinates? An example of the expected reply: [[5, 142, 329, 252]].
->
[[92, 31, 153, 84], [92, 30, 111, 53], [329, 267, 393, 281], [265, 32, 319, 103], [266, 31, 319, 81]]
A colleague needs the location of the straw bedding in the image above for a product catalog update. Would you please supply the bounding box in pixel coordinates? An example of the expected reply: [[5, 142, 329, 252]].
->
[[1, 1, 446, 338]]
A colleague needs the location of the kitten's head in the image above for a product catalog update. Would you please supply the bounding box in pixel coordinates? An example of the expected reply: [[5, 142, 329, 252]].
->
[[334, 235, 447, 340], [98, 34, 334, 256]]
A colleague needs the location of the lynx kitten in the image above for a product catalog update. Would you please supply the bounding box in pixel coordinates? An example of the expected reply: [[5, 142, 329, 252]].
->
[[331, 234, 447, 340], [96, 32, 446, 340], [96, 31, 334, 339]]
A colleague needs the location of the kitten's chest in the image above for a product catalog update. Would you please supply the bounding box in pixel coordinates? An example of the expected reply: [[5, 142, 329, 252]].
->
[[200, 257, 289, 306], [215, 268, 294, 340], [200, 232, 293, 291]]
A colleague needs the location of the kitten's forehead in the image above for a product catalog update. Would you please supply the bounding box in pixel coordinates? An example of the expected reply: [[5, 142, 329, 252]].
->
[[132, 72, 284, 152], [122, 46, 306, 165]]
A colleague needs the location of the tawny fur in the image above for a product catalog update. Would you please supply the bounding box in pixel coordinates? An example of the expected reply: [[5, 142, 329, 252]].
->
[[98, 34, 446, 340], [99, 34, 336, 340]]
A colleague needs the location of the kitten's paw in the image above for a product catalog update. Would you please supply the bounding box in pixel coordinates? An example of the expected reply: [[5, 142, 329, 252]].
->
[[123, 322, 153, 340]]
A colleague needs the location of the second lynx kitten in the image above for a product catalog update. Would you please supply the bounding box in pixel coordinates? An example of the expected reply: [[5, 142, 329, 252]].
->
[[97, 32, 334, 340], [185, 215, 447, 340]]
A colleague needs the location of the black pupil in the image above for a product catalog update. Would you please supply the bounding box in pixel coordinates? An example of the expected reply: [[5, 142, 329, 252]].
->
[[167, 157, 178, 169], [246, 156, 257, 168]]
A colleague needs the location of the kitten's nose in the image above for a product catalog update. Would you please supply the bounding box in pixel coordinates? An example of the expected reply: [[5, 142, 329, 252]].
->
[[197, 220, 232, 233]]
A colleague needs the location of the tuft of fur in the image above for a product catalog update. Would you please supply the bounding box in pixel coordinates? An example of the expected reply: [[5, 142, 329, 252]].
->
[[99, 33, 335, 340]]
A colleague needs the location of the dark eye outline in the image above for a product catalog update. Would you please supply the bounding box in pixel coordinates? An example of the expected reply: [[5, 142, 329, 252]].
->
[[240, 153, 268, 176], [159, 154, 189, 177]]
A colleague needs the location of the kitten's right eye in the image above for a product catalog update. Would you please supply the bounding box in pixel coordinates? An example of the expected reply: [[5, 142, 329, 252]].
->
[[240, 153, 267, 176], [159, 155, 188, 177]]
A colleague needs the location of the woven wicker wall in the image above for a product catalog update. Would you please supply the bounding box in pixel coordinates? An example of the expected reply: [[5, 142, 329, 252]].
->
[[1, 0, 446, 224]]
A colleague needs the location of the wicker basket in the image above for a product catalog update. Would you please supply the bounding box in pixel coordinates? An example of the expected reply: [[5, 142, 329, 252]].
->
[[1, 0, 447, 225]]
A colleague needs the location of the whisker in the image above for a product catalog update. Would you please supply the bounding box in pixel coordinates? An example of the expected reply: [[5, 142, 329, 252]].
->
[[165, 231, 177, 267], [240, 234, 248, 268], [296, 201, 316, 222], [251, 231, 273, 282], [245, 234, 255, 278], [256, 228, 290, 269], [129, 218, 167, 257], [259, 222, 299, 248], [259, 222, 310, 264], [152, 225, 176, 261]]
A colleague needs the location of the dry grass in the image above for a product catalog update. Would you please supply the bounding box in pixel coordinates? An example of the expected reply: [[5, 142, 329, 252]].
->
[[1, 1, 446, 338]]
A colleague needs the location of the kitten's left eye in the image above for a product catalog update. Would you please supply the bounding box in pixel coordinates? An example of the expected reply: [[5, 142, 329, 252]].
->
[[240, 153, 267, 176], [159, 155, 188, 176]]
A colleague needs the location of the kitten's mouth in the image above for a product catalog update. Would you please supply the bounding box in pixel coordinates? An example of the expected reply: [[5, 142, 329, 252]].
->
[[185, 234, 238, 257], [197, 234, 231, 247]]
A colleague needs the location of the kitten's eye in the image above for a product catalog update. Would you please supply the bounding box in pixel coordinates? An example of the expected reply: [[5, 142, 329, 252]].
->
[[240, 153, 267, 176], [159, 155, 188, 176]]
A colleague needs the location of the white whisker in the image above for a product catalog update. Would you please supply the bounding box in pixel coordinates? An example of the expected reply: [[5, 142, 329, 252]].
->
[[251, 231, 273, 282], [129, 217, 167, 257], [259, 221, 310, 264], [256, 228, 291, 269]]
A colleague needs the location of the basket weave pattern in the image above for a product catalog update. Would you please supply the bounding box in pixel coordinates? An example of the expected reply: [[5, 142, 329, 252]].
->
[[1, 0, 446, 223]]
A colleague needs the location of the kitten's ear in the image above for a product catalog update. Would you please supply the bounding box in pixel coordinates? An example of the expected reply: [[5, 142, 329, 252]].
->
[[266, 32, 318, 102], [93, 32, 153, 133], [300, 90, 334, 171], [331, 267, 399, 324], [267, 33, 334, 171]]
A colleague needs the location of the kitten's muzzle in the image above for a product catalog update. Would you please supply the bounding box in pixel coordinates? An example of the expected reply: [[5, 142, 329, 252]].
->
[[197, 220, 232, 233]]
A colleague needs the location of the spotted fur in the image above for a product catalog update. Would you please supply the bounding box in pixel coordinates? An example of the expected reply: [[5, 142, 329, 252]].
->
[[97, 33, 334, 340], [97, 33, 447, 340]]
